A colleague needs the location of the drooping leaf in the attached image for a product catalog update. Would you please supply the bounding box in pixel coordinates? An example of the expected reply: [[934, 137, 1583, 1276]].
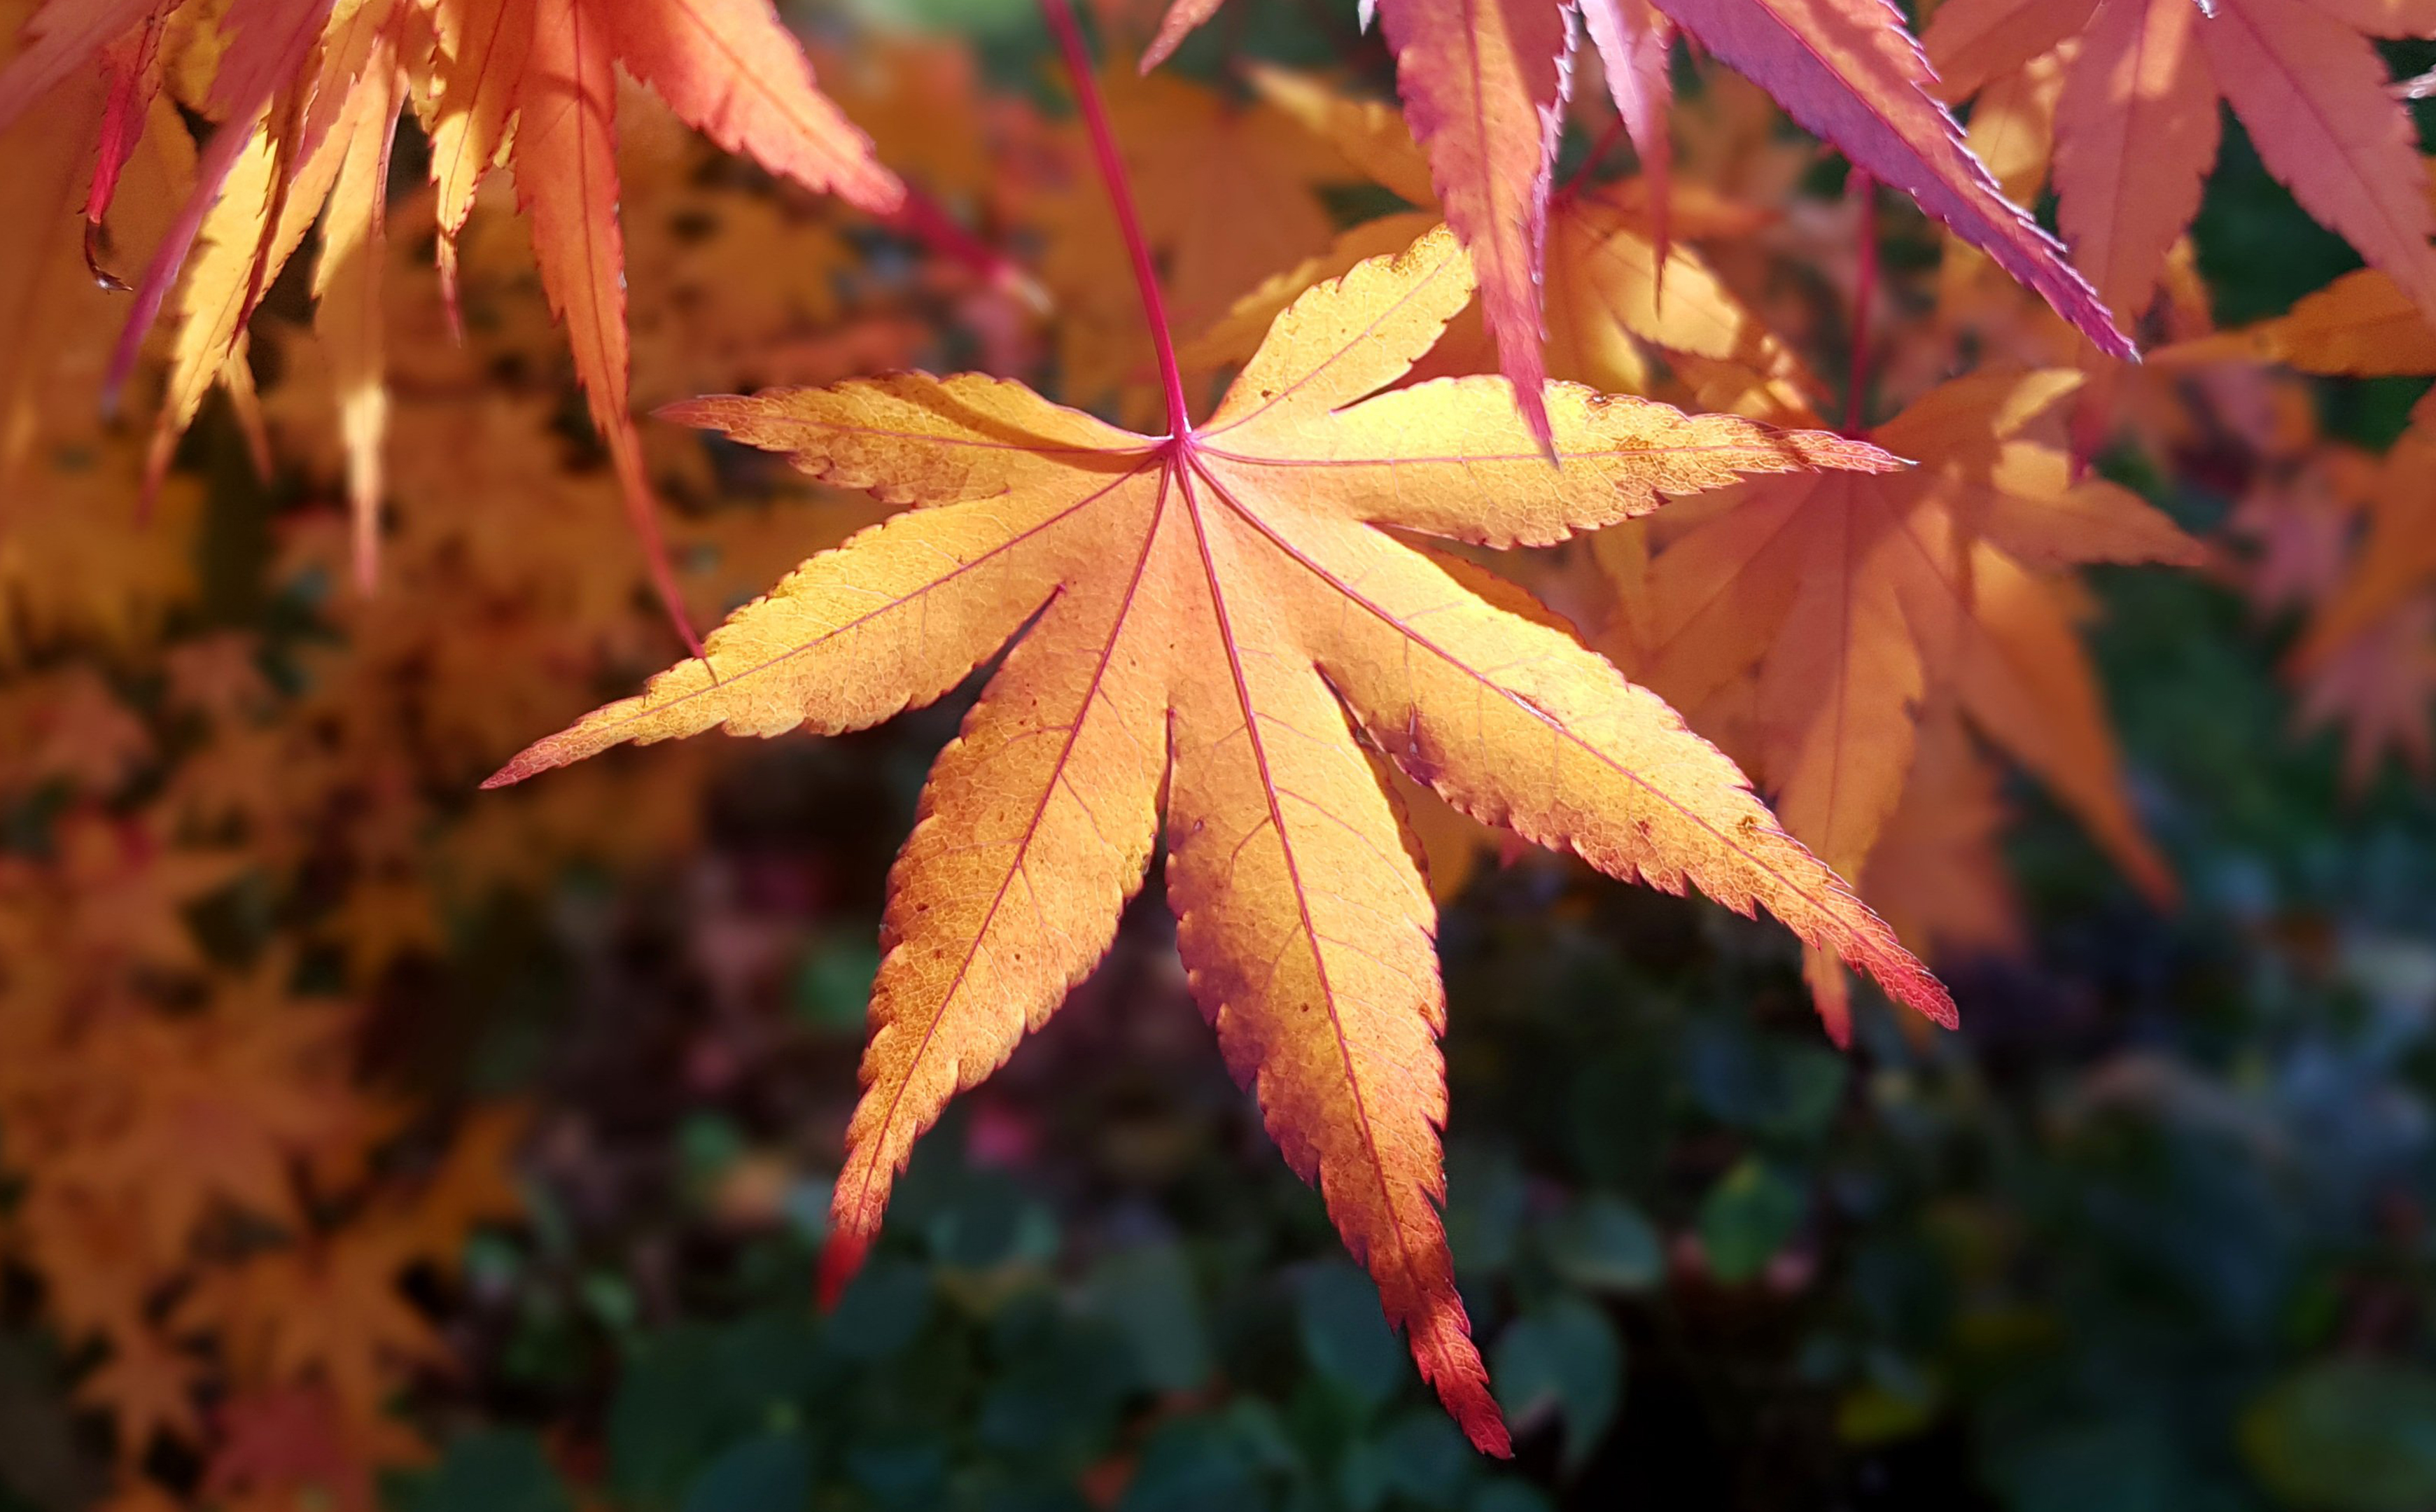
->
[[1928, 0, 2436, 340], [1580, 0, 1675, 262], [1613, 369, 2199, 1035], [2048, 0, 2218, 331], [1185, 69, 1815, 421], [311, 34, 398, 587], [486, 225, 1953, 1454], [1373, 0, 1574, 451], [1144, 0, 2129, 451], [0, 0, 904, 639], [1646, 0, 2125, 359]]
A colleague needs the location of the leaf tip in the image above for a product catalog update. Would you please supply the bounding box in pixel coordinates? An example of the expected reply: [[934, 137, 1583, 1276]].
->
[[816, 1228, 872, 1311], [1458, 1401, 1513, 1458], [479, 751, 543, 790], [1830, 435, 1910, 474], [1516, 384, 1558, 465], [653, 394, 748, 431], [1835, 916, 1958, 1034], [1897, 968, 1960, 1032], [2078, 307, 2140, 365]]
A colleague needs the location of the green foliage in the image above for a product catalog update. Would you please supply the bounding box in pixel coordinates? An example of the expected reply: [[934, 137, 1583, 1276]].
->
[[396, 498, 2436, 1508]]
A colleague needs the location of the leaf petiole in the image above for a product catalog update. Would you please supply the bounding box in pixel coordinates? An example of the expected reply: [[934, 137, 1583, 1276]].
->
[[1845, 169, 1877, 437], [1040, 0, 1194, 440]]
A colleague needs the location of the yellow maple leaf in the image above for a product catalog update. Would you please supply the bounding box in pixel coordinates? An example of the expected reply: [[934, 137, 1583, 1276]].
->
[[487, 224, 1950, 1452]]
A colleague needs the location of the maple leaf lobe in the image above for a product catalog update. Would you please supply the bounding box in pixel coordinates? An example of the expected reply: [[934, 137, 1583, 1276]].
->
[[489, 226, 1952, 1452]]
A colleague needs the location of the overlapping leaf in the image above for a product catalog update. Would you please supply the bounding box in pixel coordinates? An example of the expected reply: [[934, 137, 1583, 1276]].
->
[[486, 225, 1954, 1452], [1609, 369, 2202, 1034], [1024, 57, 1355, 409], [0, 0, 902, 614], [1143, 0, 2128, 451], [1184, 67, 1816, 421], [2286, 408, 2436, 780], [1926, 0, 2436, 348], [2157, 257, 2436, 780]]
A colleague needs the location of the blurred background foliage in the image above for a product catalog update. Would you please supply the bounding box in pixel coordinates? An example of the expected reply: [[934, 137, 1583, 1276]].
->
[[1, 0, 2434, 1506], [374, 559, 2436, 1512]]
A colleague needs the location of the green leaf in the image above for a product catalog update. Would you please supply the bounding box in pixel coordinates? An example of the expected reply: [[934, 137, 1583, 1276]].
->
[[1373, 1411, 1482, 1507], [1118, 1419, 1264, 1512], [1297, 1262, 1407, 1408], [1085, 1240, 1212, 1392], [607, 1329, 734, 1504], [2241, 1359, 2436, 1512], [1469, 1478, 1557, 1512], [1491, 1297, 1621, 1470], [822, 1258, 934, 1362], [1443, 1144, 1528, 1279], [412, 1432, 571, 1512], [1542, 1194, 1663, 1292], [1980, 1420, 2180, 1512], [682, 1434, 811, 1512], [1681, 1021, 1847, 1142], [844, 1438, 949, 1508], [792, 934, 880, 1035], [1696, 1158, 1805, 1284]]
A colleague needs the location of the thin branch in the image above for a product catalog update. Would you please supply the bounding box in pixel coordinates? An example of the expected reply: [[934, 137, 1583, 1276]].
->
[[1040, 0, 1193, 438], [1845, 169, 1877, 437]]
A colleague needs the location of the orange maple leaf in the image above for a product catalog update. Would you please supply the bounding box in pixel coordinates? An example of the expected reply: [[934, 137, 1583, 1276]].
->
[[2291, 410, 2436, 671], [2154, 177, 2436, 381], [1144, 0, 2128, 453], [1860, 706, 2025, 965], [75, 1326, 204, 1455], [2264, 407, 2436, 781], [1926, 0, 2436, 342], [182, 1226, 449, 1429], [1183, 67, 1814, 422], [54, 973, 368, 1257], [486, 220, 1954, 1454], [0, 0, 902, 628], [1616, 369, 2202, 1033]]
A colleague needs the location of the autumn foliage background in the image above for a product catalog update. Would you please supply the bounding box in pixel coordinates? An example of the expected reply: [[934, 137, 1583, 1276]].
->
[[2, 0, 2436, 1504]]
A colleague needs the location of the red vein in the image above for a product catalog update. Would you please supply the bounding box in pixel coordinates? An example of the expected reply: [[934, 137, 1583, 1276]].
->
[[1194, 253, 1459, 442], [486, 459, 1158, 783], [1197, 437, 1867, 470], [1813, 482, 1861, 860], [1189, 454, 1945, 1015], [2216, 1, 2436, 312], [1170, 458, 1436, 1315], [836, 466, 1170, 1231], [1679, 0, 2132, 359], [676, 409, 1149, 456], [1845, 169, 1876, 435]]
